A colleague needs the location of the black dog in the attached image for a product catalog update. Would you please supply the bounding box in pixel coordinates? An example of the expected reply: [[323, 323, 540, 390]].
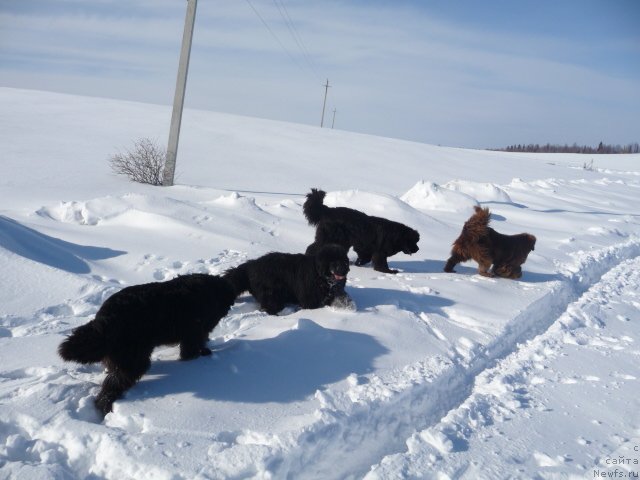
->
[[223, 244, 352, 315], [58, 274, 236, 415], [303, 189, 420, 274]]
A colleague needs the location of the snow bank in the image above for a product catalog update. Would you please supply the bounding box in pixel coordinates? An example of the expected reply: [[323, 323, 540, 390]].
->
[[400, 181, 478, 212], [442, 179, 513, 203]]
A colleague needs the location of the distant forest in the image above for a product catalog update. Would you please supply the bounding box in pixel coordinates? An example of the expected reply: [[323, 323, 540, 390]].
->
[[491, 142, 640, 154]]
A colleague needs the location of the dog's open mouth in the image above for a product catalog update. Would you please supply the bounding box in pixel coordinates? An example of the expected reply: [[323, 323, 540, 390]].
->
[[332, 273, 346, 281]]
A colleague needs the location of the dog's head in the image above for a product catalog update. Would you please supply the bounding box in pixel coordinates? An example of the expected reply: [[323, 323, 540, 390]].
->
[[525, 234, 536, 252], [401, 228, 421, 255], [314, 243, 350, 283], [380, 223, 420, 256]]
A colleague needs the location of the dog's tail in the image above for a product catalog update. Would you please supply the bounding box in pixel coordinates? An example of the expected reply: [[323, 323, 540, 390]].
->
[[222, 263, 250, 297], [58, 320, 106, 364], [303, 188, 329, 226], [462, 206, 491, 242]]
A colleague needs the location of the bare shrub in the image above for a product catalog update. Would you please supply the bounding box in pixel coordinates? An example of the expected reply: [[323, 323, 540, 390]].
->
[[109, 138, 165, 185]]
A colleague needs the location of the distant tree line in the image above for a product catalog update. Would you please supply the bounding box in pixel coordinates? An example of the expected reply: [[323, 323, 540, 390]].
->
[[491, 142, 640, 154]]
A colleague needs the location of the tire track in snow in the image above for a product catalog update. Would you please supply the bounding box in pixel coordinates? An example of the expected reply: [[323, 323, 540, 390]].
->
[[269, 237, 640, 479]]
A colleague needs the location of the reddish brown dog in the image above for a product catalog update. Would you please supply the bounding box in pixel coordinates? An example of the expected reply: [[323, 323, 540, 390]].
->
[[444, 206, 536, 279]]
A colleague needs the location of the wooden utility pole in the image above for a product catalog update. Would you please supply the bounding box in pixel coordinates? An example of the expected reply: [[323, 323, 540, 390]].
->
[[320, 79, 330, 127], [331, 108, 336, 129], [163, 0, 198, 187]]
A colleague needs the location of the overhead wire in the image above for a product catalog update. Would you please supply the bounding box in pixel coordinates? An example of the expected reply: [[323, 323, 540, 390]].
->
[[243, 0, 321, 82], [271, 0, 321, 80]]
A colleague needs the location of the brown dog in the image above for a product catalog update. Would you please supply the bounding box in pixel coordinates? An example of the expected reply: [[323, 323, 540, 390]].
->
[[444, 206, 536, 279]]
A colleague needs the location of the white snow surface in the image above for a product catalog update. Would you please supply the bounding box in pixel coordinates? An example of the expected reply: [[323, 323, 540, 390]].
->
[[1, 87, 640, 479]]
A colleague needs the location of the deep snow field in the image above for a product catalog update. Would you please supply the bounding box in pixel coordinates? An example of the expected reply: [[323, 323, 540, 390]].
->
[[1, 87, 639, 479]]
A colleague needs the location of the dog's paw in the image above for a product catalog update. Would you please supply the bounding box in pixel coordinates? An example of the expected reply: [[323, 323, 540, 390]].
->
[[373, 267, 399, 274], [330, 294, 356, 311], [378, 268, 399, 274], [95, 395, 114, 417], [179, 350, 200, 361], [200, 347, 212, 356]]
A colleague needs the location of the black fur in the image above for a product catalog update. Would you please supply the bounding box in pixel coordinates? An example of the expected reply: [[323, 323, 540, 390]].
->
[[303, 188, 420, 274], [58, 274, 236, 415], [223, 244, 351, 315]]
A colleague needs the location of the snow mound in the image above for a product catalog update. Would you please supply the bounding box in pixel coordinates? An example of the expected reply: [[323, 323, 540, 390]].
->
[[210, 192, 264, 212], [508, 177, 560, 191], [400, 181, 478, 212], [36, 197, 130, 226], [442, 180, 512, 203], [324, 189, 419, 220]]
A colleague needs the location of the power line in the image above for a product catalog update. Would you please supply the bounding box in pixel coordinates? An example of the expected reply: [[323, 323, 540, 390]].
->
[[271, 0, 320, 80], [243, 0, 331, 125], [244, 0, 314, 79]]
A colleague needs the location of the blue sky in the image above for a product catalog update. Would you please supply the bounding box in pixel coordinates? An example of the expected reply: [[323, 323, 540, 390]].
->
[[1, 0, 638, 148]]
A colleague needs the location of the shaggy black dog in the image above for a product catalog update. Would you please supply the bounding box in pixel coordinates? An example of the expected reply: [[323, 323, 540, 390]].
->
[[303, 189, 420, 274], [58, 274, 236, 415], [444, 206, 536, 279], [223, 244, 352, 314]]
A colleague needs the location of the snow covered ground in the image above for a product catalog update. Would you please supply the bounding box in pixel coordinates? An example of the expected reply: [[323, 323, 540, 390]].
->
[[1, 87, 639, 479]]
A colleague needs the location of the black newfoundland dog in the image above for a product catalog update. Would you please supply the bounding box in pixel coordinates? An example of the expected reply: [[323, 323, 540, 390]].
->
[[303, 189, 420, 274], [58, 274, 236, 415], [223, 243, 352, 314]]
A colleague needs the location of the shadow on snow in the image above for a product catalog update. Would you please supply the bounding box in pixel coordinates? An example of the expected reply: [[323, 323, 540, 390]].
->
[[348, 286, 454, 315], [0, 215, 126, 274], [137, 319, 389, 404]]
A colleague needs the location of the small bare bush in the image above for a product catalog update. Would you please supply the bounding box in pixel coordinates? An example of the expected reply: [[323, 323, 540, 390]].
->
[[109, 138, 165, 185]]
